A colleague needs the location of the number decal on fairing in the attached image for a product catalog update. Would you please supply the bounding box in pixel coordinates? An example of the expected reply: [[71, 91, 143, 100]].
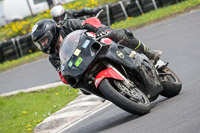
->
[[75, 57, 83, 67], [68, 61, 73, 67], [74, 49, 81, 56]]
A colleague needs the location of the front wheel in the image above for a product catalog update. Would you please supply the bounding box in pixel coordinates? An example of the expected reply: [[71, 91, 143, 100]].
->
[[159, 67, 182, 98], [99, 79, 151, 115]]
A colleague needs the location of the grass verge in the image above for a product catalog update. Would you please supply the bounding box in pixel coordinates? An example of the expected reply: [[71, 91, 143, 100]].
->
[[111, 0, 200, 30], [0, 85, 79, 133]]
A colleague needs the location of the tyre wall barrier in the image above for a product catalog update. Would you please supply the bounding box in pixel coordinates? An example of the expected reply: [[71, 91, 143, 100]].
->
[[0, 0, 185, 63], [98, 0, 184, 26], [0, 33, 37, 63]]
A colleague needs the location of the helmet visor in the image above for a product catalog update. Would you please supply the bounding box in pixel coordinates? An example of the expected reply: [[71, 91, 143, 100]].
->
[[34, 31, 53, 51], [53, 14, 65, 23]]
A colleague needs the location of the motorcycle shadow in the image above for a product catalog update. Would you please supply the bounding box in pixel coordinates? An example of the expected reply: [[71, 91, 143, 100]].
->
[[150, 96, 168, 108]]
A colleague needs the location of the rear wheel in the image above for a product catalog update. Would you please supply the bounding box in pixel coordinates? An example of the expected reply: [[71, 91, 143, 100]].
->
[[99, 79, 151, 115], [159, 67, 182, 98]]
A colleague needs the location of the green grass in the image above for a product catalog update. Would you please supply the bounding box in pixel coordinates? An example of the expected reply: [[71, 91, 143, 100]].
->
[[0, 85, 79, 133], [64, 0, 119, 9], [111, 0, 200, 29]]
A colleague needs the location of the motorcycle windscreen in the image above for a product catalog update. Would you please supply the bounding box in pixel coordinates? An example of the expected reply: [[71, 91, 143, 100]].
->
[[59, 30, 85, 65], [59, 30, 100, 78]]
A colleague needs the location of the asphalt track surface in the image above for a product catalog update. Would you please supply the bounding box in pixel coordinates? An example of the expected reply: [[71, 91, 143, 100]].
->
[[60, 10, 200, 133], [0, 58, 60, 94]]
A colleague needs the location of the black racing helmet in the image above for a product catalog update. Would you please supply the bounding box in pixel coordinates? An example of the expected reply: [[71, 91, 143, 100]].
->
[[31, 19, 60, 54]]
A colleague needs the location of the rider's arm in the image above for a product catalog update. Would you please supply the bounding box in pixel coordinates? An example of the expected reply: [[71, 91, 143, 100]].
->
[[62, 17, 110, 37], [66, 7, 101, 18], [49, 54, 68, 84], [69, 9, 92, 18], [62, 19, 85, 35], [62, 18, 102, 34]]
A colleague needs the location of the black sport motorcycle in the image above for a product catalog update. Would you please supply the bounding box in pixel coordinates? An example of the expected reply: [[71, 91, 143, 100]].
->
[[59, 29, 182, 115]]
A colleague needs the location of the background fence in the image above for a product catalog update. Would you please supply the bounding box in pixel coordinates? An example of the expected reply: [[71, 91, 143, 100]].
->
[[0, 0, 185, 63]]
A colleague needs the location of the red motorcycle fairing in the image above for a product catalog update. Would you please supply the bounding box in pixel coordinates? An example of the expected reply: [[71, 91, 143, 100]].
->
[[94, 67, 125, 88], [100, 38, 112, 44]]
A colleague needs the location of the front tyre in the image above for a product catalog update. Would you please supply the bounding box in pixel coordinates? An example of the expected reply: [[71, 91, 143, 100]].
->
[[99, 79, 151, 115], [159, 67, 182, 98]]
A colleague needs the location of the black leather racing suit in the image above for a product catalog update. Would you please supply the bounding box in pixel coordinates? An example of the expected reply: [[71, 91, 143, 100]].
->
[[49, 19, 85, 72], [66, 7, 102, 19], [49, 18, 92, 95], [59, 7, 102, 25], [49, 19, 143, 73]]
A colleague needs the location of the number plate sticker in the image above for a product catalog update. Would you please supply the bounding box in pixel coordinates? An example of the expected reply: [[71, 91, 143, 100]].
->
[[68, 61, 73, 67], [82, 40, 90, 48], [75, 57, 83, 67], [74, 49, 81, 56]]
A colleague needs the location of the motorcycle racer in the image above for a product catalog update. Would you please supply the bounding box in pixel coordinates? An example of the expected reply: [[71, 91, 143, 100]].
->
[[50, 4, 102, 25], [31, 18, 161, 87]]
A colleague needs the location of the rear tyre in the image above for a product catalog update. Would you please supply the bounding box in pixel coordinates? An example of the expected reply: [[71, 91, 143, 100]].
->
[[99, 79, 151, 115], [159, 67, 182, 98]]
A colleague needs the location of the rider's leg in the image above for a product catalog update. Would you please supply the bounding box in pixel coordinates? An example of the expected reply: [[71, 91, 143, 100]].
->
[[107, 29, 162, 62]]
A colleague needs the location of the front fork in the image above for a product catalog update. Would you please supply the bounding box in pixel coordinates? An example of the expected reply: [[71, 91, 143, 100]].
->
[[94, 64, 131, 88]]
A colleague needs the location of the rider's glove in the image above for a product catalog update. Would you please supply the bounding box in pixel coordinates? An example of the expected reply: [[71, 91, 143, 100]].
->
[[58, 70, 68, 84], [84, 23, 99, 33], [82, 17, 103, 32]]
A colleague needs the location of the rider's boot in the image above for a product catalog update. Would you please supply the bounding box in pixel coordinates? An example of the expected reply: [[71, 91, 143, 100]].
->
[[123, 29, 162, 63], [134, 41, 162, 64]]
